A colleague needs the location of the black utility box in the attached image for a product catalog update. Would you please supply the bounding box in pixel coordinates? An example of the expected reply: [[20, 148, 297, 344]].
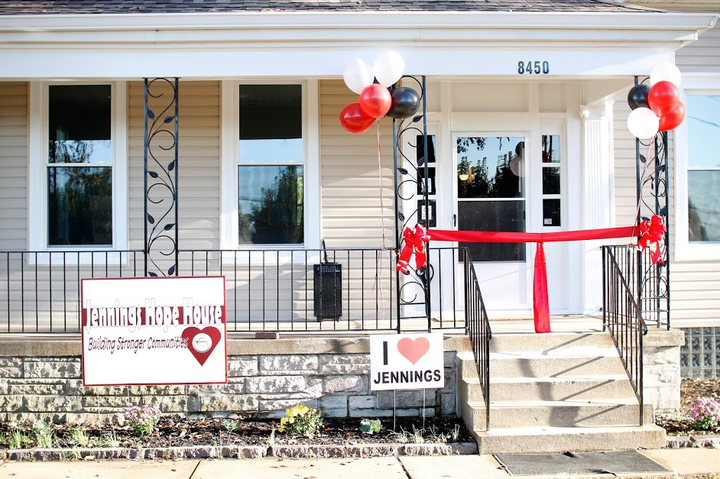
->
[[313, 263, 342, 321]]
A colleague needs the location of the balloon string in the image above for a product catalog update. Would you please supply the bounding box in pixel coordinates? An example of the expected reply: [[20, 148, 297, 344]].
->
[[376, 119, 388, 323], [630, 136, 657, 239]]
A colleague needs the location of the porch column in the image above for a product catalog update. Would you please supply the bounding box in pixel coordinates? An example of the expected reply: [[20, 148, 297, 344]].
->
[[580, 102, 614, 313]]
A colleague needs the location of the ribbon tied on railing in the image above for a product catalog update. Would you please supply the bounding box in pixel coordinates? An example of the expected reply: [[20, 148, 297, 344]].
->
[[636, 215, 665, 265], [397, 224, 431, 274]]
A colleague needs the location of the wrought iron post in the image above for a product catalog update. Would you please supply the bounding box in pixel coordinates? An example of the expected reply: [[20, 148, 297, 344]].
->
[[143, 78, 179, 277], [634, 76, 671, 329], [393, 75, 431, 332]]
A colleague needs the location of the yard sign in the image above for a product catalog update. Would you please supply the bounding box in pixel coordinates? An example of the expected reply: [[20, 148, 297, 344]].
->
[[81, 276, 227, 386], [369, 333, 444, 391]]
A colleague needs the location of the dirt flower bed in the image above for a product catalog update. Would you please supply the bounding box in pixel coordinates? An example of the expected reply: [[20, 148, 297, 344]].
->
[[0, 415, 472, 450], [656, 378, 720, 435]]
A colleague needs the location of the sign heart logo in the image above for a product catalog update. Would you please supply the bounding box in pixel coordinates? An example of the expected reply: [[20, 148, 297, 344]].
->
[[181, 326, 221, 366], [397, 337, 430, 365]]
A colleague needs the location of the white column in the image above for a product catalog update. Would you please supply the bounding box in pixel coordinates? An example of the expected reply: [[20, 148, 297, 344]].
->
[[580, 102, 615, 313]]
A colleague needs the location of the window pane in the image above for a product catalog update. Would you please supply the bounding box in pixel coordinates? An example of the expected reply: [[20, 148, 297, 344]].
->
[[689, 170, 720, 242], [239, 85, 302, 164], [416, 134, 436, 164], [542, 134, 560, 163], [687, 95, 720, 169], [238, 166, 304, 244], [49, 85, 111, 164], [542, 167, 561, 195], [457, 136, 524, 199], [543, 199, 561, 227], [48, 167, 112, 246], [458, 200, 526, 261]]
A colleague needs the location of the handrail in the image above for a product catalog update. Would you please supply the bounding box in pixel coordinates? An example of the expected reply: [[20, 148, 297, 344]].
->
[[463, 248, 492, 431], [602, 245, 647, 426]]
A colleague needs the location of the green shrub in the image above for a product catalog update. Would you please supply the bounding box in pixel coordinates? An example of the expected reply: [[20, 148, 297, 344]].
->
[[278, 404, 323, 438]]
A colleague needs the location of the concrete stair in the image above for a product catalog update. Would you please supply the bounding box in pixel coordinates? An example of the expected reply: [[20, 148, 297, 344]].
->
[[458, 331, 666, 454]]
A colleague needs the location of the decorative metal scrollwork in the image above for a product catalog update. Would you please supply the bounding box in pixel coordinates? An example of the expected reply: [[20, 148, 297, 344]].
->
[[634, 76, 670, 328], [392, 75, 432, 331], [144, 78, 179, 277]]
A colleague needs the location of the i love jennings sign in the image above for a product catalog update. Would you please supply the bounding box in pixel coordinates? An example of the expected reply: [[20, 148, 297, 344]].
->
[[81, 276, 227, 387], [369, 333, 444, 391]]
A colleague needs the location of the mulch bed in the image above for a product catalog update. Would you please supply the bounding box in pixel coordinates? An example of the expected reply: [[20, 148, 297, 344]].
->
[[656, 378, 720, 435], [0, 415, 472, 449]]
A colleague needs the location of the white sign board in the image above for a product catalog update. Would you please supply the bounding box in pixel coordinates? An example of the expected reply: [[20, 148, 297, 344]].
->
[[81, 276, 227, 387], [370, 333, 444, 391]]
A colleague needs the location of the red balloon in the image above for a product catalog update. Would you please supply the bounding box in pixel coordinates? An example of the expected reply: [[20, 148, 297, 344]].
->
[[659, 101, 686, 131], [359, 84, 392, 118], [339, 102, 375, 134], [648, 81, 680, 117]]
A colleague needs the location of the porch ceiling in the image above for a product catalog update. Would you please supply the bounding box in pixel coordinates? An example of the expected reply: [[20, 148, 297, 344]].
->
[[0, 10, 716, 79]]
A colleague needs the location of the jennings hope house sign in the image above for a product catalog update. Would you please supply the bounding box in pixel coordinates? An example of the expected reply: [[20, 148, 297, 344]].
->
[[370, 333, 444, 391], [81, 276, 227, 386]]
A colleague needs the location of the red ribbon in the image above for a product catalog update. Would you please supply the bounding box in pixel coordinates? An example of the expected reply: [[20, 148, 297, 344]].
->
[[636, 215, 665, 265], [397, 224, 431, 275]]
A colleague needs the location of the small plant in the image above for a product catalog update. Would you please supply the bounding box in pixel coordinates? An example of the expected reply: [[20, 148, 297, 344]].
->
[[266, 427, 276, 445], [359, 418, 381, 435], [410, 425, 425, 444], [278, 404, 323, 438], [68, 426, 91, 448], [95, 431, 120, 448], [32, 421, 55, 448], [450, 423, 461, 442], [221, 419, 239, 433], [688, 396, 720, 431], [7, 429, 31, 449], [124, 406, 162, 437]]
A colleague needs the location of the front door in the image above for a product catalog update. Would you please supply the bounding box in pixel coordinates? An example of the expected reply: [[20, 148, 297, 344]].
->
[[454, 133, 531, 314]]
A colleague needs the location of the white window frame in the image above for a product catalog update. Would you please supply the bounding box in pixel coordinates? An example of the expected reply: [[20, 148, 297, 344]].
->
[[28, 81, 128, 255], [674, 77, 720, 261], [220, 79, 320, 252]]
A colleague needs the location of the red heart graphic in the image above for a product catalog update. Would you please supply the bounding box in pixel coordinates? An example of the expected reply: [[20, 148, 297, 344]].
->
[[397, 337, 430, 365], [181, 326, 221, 366]]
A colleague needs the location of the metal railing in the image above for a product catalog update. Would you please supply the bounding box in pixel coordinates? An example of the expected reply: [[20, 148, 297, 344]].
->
[[602, 245, 647, 426], [0, 247, 471, 334], [463, 249, 492, 431]]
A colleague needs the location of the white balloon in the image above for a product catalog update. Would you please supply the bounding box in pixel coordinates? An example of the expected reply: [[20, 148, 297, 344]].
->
[[627, 107, 660, 140], [373, 51, 405, 88], [650, 62, 682, 87], [343, 58, 374, 95], [509, 157, 523, 177]]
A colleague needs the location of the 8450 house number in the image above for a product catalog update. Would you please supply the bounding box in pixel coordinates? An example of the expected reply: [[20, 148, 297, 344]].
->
[[518, 61, 550, 75]]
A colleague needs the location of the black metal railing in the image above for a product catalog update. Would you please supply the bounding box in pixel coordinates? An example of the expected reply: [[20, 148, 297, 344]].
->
[[0, 247, 471, 334], [463, 249, 492, 431], [602, 245, 647, 426]]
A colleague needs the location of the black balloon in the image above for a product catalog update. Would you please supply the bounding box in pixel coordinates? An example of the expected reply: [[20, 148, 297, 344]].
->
[[386, 87, 420, 119], [627, 84, 650, 110]]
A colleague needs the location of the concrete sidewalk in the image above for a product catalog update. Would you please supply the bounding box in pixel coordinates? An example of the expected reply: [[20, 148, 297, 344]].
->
[[1, 449, 720, 479]]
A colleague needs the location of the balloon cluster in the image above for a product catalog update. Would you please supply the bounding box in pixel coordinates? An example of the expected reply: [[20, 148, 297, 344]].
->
[[626, 63, 686, 140], [339, 51, 421, 134]]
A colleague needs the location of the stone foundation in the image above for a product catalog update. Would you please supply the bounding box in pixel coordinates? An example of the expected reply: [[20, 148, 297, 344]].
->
[[0, 336, 467, 424], [643, 328, 684, 414]]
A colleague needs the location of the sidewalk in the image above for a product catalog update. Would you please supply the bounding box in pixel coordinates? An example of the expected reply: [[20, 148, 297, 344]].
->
[[2, 449, 720, 479]]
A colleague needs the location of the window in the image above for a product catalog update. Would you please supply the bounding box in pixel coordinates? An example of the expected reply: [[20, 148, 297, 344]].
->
[[238, 85, 303, 245], [686, 95, 720, 243], [29, 82, 126, 252], [541, 134, 562, 227], [48, 85, 112, 246], [456, 135, 526, 261]]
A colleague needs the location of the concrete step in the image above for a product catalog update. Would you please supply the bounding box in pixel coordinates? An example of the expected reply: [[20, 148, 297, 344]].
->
[[488, 400, 652, 429], [473, 424, 666, 454], [490, 351, 625, 378], [490, 332, 614, 353], [490, 375, 636, 402]]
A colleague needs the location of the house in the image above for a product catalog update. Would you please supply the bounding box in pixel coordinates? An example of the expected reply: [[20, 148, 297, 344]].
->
[[0, 0, 717, 454]]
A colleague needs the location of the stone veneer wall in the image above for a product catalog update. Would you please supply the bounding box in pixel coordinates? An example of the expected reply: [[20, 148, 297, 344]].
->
[[643, 328, 685, 414], [0, 337, 467, 424]]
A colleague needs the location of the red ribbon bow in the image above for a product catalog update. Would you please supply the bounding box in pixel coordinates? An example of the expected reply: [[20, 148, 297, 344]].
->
[[397, 224, 431, 274], [637, 215, 665, 264]]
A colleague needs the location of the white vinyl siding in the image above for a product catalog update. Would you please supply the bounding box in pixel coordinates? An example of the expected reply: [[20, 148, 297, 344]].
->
[[128, 81, 221, 252], [0, 82, 28, 251]]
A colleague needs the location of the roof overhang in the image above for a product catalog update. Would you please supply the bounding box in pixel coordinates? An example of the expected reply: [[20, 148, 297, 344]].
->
[[0, 11, 717, 79]]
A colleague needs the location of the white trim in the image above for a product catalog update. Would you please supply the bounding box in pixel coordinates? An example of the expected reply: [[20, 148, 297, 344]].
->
[[219, 79, 320, 252], [674, 77, 720, 261], [27, 81, 128, 253], [0, 12, 715, 79]]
